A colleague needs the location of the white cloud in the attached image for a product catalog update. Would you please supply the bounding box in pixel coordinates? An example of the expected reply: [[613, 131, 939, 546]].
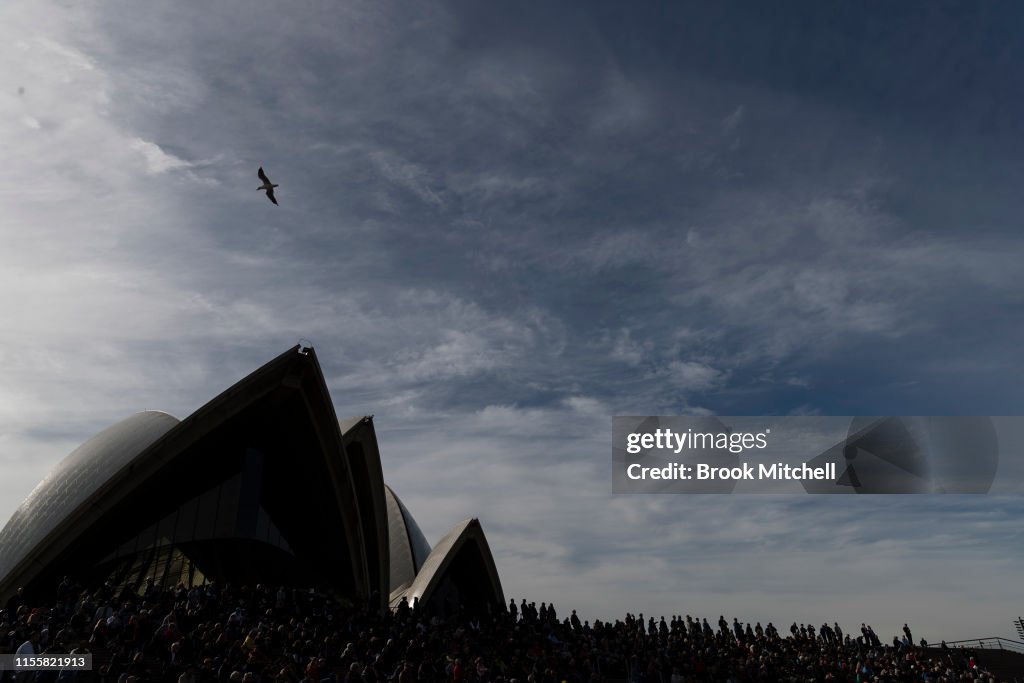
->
[[609, 328, 647, 366], [666, 360, 724, 391], [129, 138, 192, 174], [395, 330, 499, 381], [369, 149, 445, 209]]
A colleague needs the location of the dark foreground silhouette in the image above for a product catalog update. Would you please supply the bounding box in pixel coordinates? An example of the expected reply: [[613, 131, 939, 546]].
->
[[0, 581, 1009, 682]]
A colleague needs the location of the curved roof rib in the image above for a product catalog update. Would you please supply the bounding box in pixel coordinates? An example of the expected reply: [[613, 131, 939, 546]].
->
[[339, 416, 390, 611], [384, 485, 432, 598], [391, 518, 504, 612], [0, 411, 180, 594], [0, 346, 375, 603]]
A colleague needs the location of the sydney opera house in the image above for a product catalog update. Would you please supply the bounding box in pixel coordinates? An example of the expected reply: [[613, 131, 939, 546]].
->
[[0, 346, 504, 615]]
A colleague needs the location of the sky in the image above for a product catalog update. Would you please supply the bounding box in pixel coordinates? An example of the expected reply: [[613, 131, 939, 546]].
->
[[2, 0, 1023, 642]]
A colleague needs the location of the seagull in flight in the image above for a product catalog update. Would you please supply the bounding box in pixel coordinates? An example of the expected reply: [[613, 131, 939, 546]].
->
[[257, 166, 279, 205]]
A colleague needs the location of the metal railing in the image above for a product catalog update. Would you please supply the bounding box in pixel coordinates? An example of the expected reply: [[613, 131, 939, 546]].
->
[[926, 637, 1024, 655]]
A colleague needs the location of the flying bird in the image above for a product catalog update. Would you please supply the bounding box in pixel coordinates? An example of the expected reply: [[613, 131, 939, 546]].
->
[[257, 166, 279, 205]]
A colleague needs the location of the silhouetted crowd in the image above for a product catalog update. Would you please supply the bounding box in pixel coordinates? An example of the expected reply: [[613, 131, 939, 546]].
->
[[0, 579, 1007, 682]]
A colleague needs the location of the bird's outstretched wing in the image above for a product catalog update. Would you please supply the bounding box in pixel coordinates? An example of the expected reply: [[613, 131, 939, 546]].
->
[[266, 188, 278, 205], [258, 166, 270, 183]]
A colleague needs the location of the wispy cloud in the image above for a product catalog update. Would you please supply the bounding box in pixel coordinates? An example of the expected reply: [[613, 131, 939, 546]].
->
[[1, 0, 1022, 643]]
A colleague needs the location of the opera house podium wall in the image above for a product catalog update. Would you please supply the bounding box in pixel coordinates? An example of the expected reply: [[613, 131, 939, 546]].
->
[[0, 346, 504, 616]]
